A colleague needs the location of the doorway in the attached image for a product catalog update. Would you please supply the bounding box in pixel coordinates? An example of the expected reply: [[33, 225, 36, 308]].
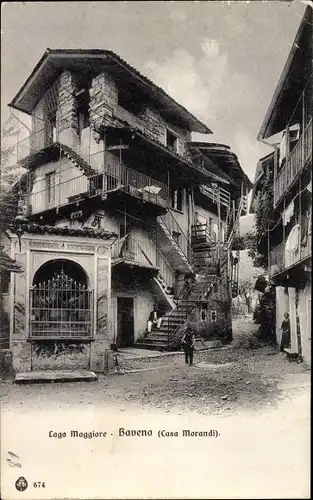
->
[[116, 297, 134, 348]]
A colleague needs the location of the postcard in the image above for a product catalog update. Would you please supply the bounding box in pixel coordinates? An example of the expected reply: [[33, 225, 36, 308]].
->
[[1, 1, 311, 498]]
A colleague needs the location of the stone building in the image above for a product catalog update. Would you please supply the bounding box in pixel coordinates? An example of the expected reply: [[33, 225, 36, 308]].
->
[[4, 48, 251, 375], [254, 6, 312, 365]]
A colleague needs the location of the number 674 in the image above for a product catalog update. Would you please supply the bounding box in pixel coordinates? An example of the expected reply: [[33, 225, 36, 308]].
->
[[33, 482, 45, 488]]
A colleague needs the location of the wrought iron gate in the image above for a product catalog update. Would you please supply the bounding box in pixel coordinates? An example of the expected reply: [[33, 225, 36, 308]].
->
[[30, 269, 93, 338]]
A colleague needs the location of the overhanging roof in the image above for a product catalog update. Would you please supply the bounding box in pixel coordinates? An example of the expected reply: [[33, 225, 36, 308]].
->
[[105, 124, 228, 184], [258, 6, 312, 140], [8, 48, 212, 135], [188, 142, 252, 191]]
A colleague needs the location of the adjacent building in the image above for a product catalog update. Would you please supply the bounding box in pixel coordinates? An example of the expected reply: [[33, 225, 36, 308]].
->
[[254, 7, 312, 364], [3, 48, 250, 374]]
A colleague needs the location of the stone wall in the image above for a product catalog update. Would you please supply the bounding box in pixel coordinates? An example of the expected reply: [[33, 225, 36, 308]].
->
[[31, 341, 90, 370], [89, 72, 117, 129], [89, 68, 191, 162], [57, 71, 79, 147]]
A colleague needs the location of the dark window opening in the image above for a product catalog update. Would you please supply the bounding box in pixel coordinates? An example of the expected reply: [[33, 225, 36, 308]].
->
[[172, 231, 181, 245], [46, 171, 56, 205], [211, 310, 217, 322], [45, 110, 57, 145], [166, 129, 178, 152], [77, 92, 90, 140], [171, 187, 183, 211], [118, 85, 143, 116]]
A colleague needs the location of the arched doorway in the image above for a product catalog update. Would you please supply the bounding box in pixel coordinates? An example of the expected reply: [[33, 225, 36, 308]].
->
[[30, 259, 93, 339]]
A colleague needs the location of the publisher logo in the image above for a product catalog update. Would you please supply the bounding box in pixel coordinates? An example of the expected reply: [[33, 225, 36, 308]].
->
[[15, 477, 28, 492]]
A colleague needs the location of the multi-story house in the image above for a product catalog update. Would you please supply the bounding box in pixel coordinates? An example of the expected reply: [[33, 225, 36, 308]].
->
[[254, 6, 312, 364], [4, 48, 250, 374]]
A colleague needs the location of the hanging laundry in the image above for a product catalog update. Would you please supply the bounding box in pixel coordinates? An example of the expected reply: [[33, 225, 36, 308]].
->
[[301, 211, 309, 246], [289, 124, 300, 142], [306, 180, 312, 193], [285, 224, 300, 267], [282, 200, 294, 226], [279, 131, 288, 167]]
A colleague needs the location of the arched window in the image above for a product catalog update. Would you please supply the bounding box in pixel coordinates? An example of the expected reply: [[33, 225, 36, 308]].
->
[[30, 259, 92, 339]]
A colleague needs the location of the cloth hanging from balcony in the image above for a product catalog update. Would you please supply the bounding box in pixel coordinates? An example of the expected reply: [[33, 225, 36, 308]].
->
[[300, 214, 308, 246], [285, 224, 300, 268], [279, 131, 288, 167], [282, 200, 294, 226], [116, 233, 129, 257]]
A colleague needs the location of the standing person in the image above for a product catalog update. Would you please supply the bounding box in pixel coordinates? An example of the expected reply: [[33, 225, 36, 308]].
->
[[280, 312, 291, 351], [146, 304, 163, 334], [181, 327, 196, 366]]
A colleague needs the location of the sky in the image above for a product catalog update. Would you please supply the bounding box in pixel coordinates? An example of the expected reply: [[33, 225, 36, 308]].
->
[[1, 0, 307, 181]]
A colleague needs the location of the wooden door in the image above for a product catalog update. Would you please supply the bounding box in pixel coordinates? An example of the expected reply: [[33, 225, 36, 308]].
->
[[116, 297, 134, 348]]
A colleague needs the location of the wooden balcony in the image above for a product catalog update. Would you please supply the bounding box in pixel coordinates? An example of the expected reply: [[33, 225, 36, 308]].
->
[[89, 163, 169, 209], [27, 158, 169, 216], [269, 233, 311, 278], [274, 119, 312, 207]]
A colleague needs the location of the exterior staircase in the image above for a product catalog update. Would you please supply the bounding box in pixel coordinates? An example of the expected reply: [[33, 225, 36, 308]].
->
[[156, 211, 194, 274], [135, 272, 219, 351], [134, 188, 246, 352]]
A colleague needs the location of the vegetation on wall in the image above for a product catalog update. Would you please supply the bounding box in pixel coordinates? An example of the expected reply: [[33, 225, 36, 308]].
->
[[232, 170, 276, 270]]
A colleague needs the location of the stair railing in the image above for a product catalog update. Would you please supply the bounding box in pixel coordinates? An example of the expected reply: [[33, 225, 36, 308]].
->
[[158, 209, 193, 268], [166, 274, 218, 350], [156, 248, 175, 291], [227, 190, 245, 249]]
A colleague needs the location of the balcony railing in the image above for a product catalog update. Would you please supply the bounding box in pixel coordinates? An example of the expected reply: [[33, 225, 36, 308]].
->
[[159, 210, 193, 264], [191, 222, 217, 246], [274, 119, 312, 206], [156, 249, 175, 290], [269, 232, 311, 277], [112, 236, 157, 268], [199, 184, 231, 209], [27, 154, 168, 215], [17, 128, 45, 162], [89, 162, 169, 208]]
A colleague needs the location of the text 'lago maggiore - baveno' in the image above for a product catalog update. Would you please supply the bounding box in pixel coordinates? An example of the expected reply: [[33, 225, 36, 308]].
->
[[48, 429, 220, 439]]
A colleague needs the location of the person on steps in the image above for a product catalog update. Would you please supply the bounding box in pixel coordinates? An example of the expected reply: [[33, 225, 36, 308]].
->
[[146, 304, 163, 335], [181, 327, 196, 366]]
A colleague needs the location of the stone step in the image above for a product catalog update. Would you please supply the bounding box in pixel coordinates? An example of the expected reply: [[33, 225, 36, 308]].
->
[[134, 343, 168, 351], [15, 370, 98, 384], [142, 336, 169, 343]]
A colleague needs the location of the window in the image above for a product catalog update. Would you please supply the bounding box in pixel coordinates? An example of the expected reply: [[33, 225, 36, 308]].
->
[[45, 110, 57, 145], [78, 101, 90, 137], [46, 172, 56, 206], [172, 231, 181, 245], [74, 75, 91, 141], [118, 86, 143, 116], [171, 187, 183, 211], [200, 304, 208, 322], [166, 129, 178, 152], [210, 310, 217, 322]]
